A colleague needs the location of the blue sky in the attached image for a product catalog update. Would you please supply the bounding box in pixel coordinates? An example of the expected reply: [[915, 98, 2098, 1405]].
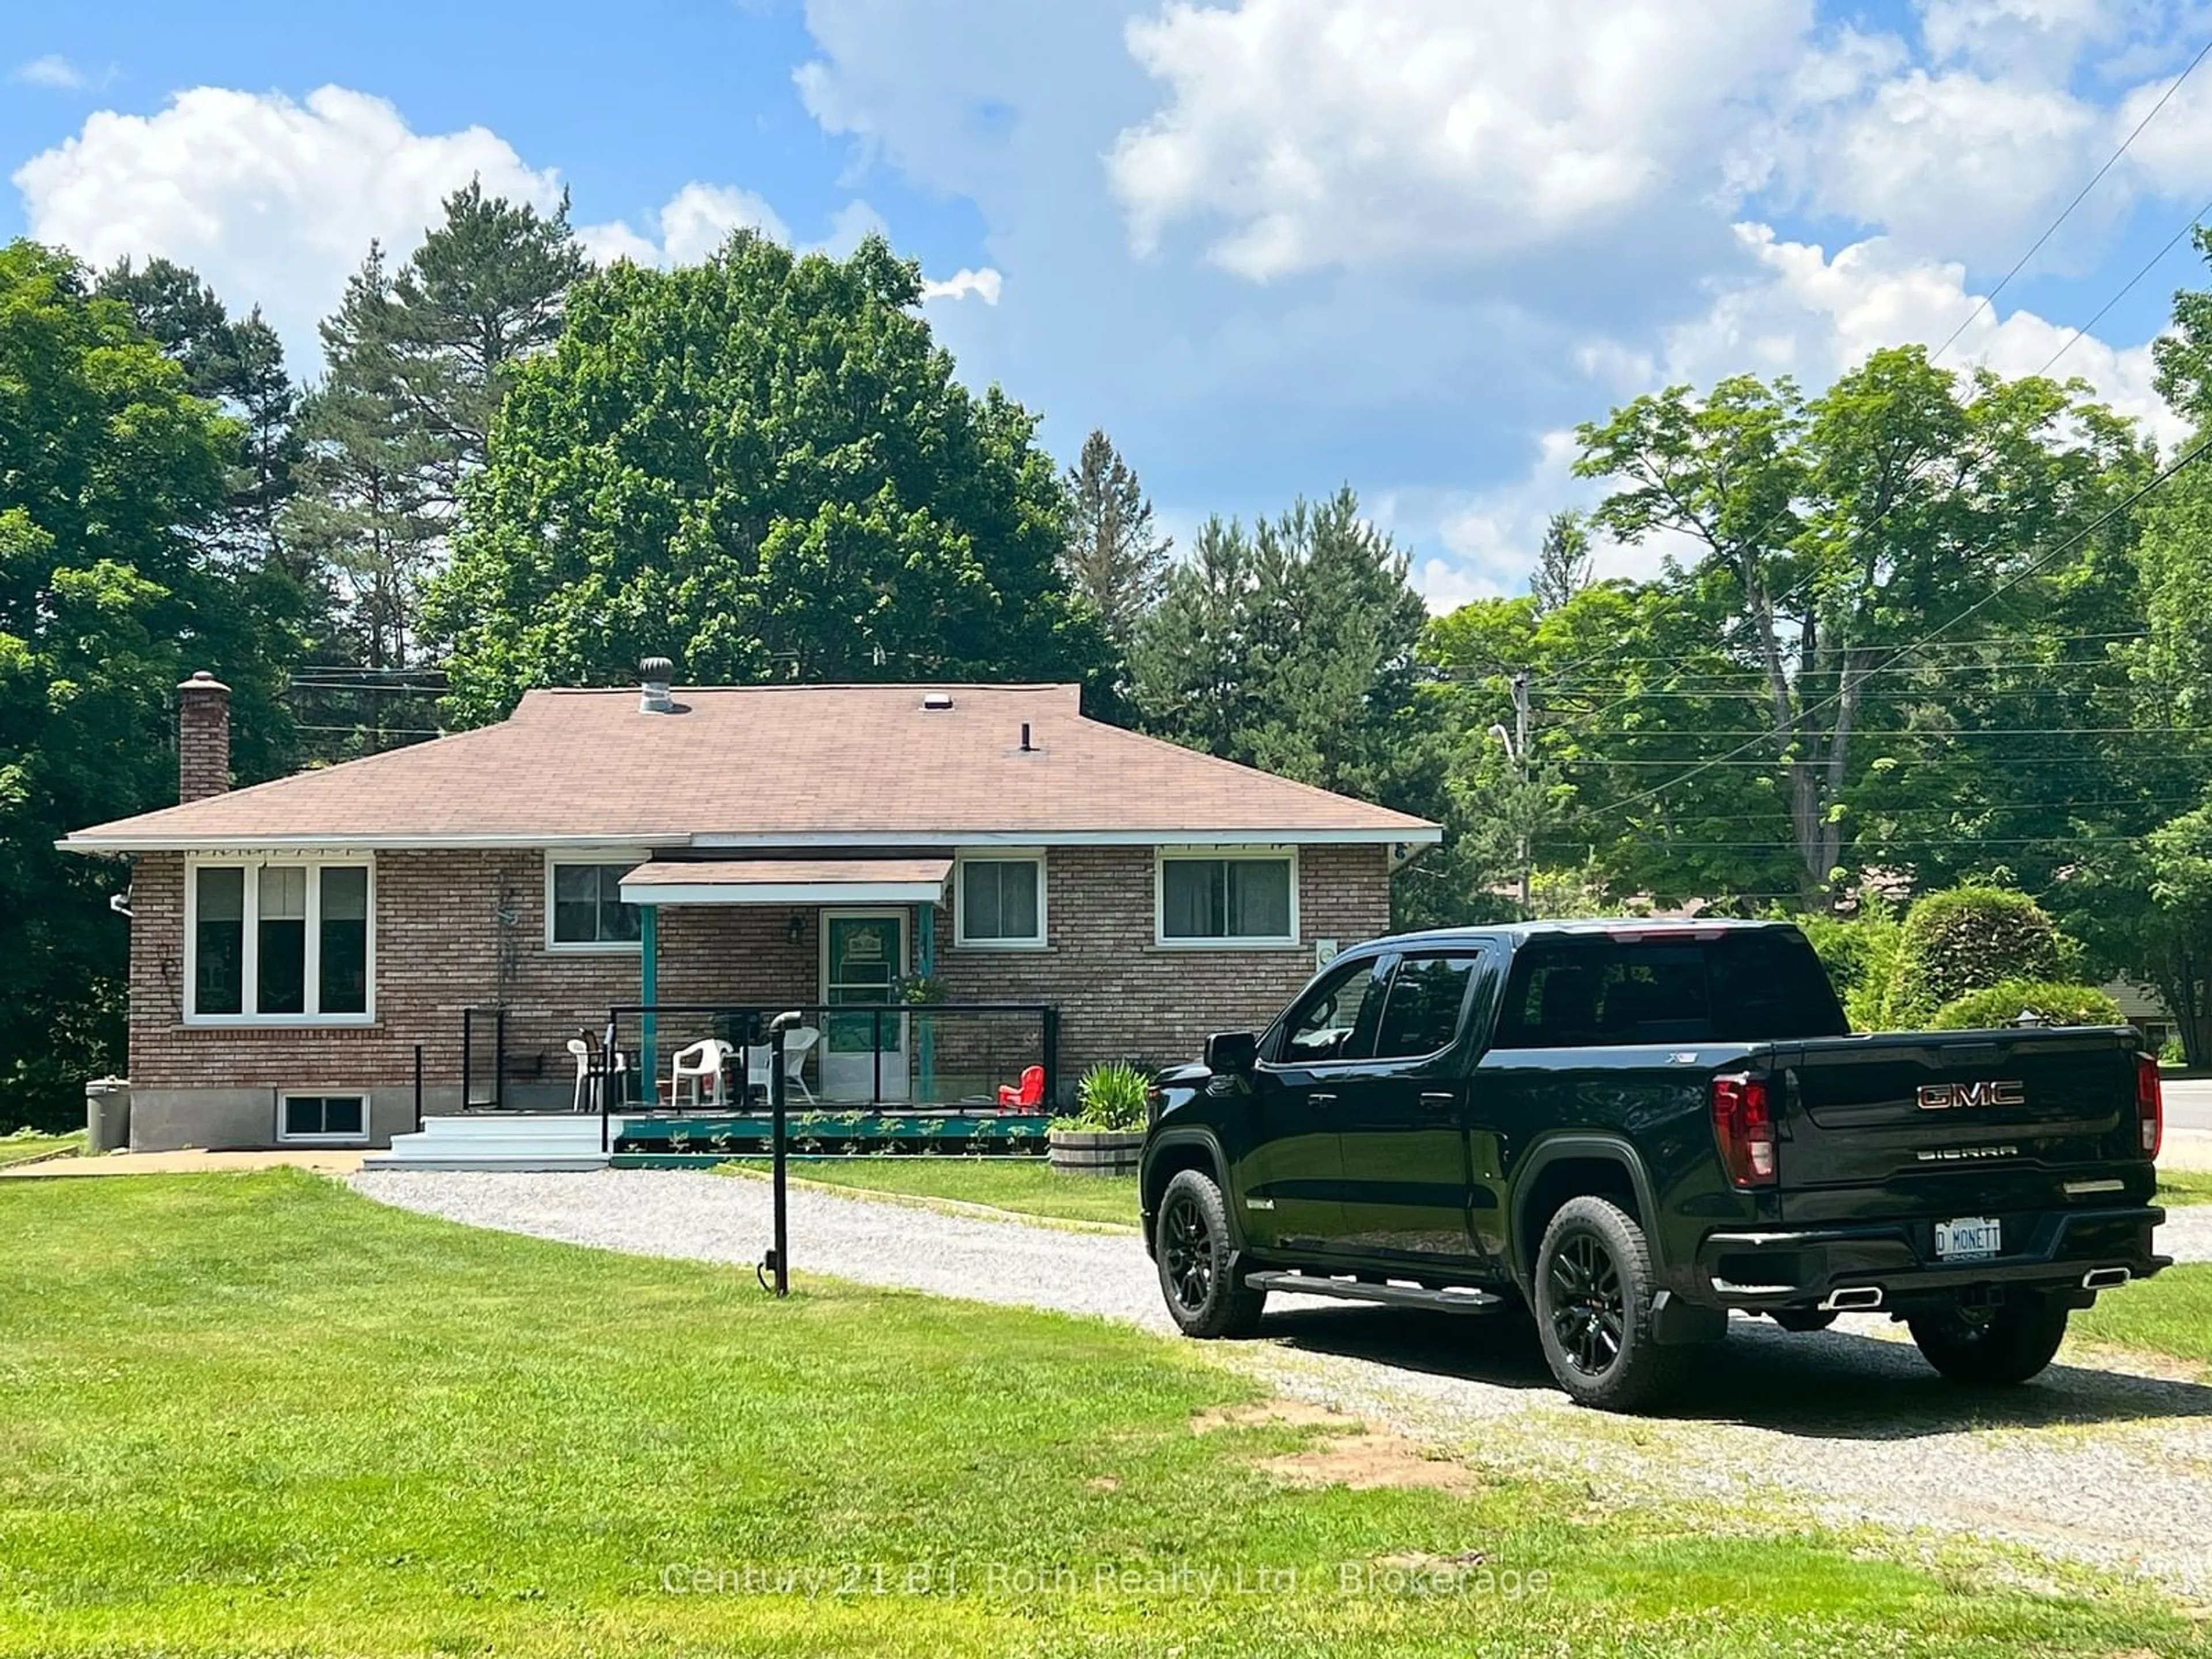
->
[[7, 0, 2212, 607]]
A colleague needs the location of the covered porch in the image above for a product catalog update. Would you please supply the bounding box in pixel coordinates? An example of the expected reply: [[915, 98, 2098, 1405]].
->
[[614, 855, 1056, 1113]]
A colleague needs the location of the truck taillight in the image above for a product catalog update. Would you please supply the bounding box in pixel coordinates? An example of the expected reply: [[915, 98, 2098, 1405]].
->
[[2137, 1054, 2163, 1160], [1711, 1074, 1776, 1189]]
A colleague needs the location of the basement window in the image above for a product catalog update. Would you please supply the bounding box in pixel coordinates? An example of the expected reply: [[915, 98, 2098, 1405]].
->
[[279, 1093, 368, 1143]]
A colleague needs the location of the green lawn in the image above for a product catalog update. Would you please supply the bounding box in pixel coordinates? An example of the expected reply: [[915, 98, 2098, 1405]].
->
[[2156, 1168, 2212, 1206], [729, 1156, 1140, 1227], [0, 1130, 81, 1169], [2077, 1263, 2212, 1368], [0, 1173, 2202, 1658]]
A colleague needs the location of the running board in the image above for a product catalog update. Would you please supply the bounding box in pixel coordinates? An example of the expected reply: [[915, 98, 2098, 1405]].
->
[[1246, 1271, 1504, 1313]]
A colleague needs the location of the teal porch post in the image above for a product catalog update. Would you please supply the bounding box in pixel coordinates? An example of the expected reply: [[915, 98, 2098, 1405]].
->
[[916, 902, 936, 1101], [640, 902, 660, 1105]]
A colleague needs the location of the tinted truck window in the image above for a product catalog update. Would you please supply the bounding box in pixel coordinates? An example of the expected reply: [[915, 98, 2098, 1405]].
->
[[1493, 930, 1847, 1048], [1372, 954, 1480, 1058]]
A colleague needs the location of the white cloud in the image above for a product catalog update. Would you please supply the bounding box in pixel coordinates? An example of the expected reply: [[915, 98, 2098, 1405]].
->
[[12, 54, 88, 89], [1652, 221, 2177, 442], [13, 86, 562, 369], [1917, 0, 2143, 77], [578, 181, 789, 267], [1781, 69, 2109, 266], [1107, 0, 1815, 278], [919, 266, 1003, 304]]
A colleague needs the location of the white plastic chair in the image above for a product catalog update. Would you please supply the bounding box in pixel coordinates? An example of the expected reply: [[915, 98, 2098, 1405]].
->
[[743, 1027, 820, 1104], [669, 1038, 733, 1109], [567, 1039, 593, 1112], [569, 1039, 632, 1111]]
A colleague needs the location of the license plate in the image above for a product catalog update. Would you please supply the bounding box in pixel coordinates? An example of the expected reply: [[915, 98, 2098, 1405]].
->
[[1936, 1216, 2002, 1260]]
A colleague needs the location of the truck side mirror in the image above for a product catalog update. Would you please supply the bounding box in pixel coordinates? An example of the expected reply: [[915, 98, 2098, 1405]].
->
[[1204, 1031, 1258, 1074]]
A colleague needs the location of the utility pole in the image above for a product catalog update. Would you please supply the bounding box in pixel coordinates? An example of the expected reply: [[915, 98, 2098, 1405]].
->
[[1512, 672, 1532, 912], [1490, 672, 1535, 914]]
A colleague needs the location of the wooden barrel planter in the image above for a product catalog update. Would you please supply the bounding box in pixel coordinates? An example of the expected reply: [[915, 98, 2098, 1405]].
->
[[1048, 1128, 1145, 1176]]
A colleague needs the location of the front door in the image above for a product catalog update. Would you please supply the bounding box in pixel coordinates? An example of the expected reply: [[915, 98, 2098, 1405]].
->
[[821, 910, 908, 1102]]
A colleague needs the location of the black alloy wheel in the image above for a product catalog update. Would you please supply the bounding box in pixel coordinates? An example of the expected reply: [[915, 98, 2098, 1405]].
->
[[1152, 1168, 1267, 1338], [1547, 1230, 1625, 1376]]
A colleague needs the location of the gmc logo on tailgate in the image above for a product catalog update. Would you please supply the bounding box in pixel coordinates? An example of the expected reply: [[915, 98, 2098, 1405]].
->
[[1917, 1080, 2027, 1111]]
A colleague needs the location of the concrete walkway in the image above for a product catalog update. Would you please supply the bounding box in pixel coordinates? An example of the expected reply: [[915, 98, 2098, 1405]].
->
[[0, 1147, 366, 1180]]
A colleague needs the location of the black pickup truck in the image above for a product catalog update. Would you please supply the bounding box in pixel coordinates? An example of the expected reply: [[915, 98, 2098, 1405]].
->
[[1139, 919, 2168, 1410]]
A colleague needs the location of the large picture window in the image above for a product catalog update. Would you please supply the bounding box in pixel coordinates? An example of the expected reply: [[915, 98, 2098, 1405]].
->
[[956, 856, 1045, 947], [187, 859, 374, 1022], [548, 862, 642, 949], [1157, 852, 1297, 945]]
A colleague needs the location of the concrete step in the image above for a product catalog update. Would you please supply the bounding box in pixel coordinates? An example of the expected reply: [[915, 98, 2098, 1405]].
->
[[360, 1153, 610, 1172], [364, 1112, 615, 1172]]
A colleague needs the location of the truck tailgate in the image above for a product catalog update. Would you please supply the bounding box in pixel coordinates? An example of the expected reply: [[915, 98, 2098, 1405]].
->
[[1770, 1028, 2145, 1224]]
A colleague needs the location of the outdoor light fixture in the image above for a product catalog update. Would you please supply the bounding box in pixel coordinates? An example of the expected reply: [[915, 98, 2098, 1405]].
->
[[787, 912, 805, 944]]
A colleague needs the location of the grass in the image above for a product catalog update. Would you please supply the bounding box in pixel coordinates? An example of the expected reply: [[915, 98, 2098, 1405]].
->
[[0, 1129, 81, 1169], [2077, 1262, 2212, 1369], [728, 1155, 1141, 1228], [0, 1173, 2204, 1658], [2157, 1168, 2212, 1206]]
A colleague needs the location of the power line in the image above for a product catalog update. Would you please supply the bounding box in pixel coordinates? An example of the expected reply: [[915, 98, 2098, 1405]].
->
[[1565, 726, 2212, 741], [1520, 46, 2212, 701], [1581, 430, 2212, 820], [1537, 835, 2147, 851], [1933, 32, 2212, 362]]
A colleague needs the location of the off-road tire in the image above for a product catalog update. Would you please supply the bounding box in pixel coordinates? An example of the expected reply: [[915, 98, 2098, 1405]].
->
[[1533, 1195, 1694, 1412], [1154, 1169, 1267, 1338], [1907, 1300, 2069, 1386]]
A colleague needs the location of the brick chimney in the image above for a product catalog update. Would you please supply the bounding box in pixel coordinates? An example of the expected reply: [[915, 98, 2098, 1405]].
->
[[176, 671, 232, 802]]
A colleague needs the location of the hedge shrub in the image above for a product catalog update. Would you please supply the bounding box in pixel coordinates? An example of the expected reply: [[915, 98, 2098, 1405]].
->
[[1927, 980, 2123, 1031], [1797, 910, 1903, 1032], [1885, 886, 2061, 1026]]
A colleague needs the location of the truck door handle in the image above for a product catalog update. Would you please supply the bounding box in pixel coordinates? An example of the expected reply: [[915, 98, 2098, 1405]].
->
[[1420, 1092, 1457, 1113], [1309, 1092, 1339, 1108]]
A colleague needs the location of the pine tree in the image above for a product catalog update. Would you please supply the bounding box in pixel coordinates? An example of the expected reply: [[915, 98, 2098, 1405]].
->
[[1059, 430, 1172, 645], [283, 245, 440, 694], [1530, 508, 1593, 614], [385, 179, 589, 506]]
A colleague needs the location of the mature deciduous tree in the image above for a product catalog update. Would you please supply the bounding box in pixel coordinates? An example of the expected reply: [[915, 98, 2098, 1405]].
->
[[1574, 349, 2142, 906], [0, 242, 295, 1128], [425, 233, 1108, 723]]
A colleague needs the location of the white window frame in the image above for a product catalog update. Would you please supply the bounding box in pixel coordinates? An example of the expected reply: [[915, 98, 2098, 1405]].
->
[[1154, 846, 1300, 949], [183, 853, 376, 1027], [276, 1089, 371, 1145], [544, 850, 649, 953], [953, 850, 1048, 950]]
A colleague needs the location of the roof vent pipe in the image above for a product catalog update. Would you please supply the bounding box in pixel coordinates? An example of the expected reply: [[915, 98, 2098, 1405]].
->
[[639, 657, 675, 714], [1020, 722, 1034, 752]]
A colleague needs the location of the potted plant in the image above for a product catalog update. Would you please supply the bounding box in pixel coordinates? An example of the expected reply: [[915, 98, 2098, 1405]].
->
[[1048, 1060, 1153, 1176]]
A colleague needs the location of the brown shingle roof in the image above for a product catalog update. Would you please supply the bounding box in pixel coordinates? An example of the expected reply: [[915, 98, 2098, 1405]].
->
[[65, 683, 1438, 850]]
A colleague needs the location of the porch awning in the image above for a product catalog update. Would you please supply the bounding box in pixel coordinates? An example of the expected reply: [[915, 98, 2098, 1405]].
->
[[618, 857, 953, 907]]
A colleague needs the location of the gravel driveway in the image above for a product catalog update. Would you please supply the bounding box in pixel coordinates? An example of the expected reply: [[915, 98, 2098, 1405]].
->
[[354, 1168, 2212, 1594]]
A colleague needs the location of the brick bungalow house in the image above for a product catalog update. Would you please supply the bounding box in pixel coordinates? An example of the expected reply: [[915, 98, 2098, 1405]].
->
[[63, 667, 1438, 1152]]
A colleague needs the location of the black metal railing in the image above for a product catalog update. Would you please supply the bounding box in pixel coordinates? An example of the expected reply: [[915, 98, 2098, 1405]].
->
[[460, 1007, 506, 1110]]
